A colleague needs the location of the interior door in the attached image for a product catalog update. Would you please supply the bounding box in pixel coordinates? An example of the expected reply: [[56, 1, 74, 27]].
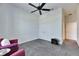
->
[[66, 22, 77, 41]]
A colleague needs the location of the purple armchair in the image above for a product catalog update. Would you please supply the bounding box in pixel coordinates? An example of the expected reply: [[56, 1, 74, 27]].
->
[[10, 49, 25, 56], [0, 39, 19, 56]]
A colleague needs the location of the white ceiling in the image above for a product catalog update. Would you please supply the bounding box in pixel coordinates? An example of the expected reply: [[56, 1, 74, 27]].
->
[[10, 3, 79, 15]]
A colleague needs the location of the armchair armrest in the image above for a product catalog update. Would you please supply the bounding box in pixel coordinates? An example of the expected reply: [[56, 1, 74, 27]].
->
[[0, 43, 18, 49], [10, 49, 25, 56]]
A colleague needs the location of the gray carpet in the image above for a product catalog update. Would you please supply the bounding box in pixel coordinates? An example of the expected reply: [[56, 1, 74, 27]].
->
[[20, 39, 79, 56]]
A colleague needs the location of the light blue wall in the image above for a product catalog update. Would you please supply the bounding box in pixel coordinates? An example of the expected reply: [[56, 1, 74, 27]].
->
[[0, 4, 39, 44], [39, 8, 63, 44]]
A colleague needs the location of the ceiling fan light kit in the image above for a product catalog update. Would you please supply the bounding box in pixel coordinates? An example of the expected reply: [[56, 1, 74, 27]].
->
[[29, 3, 52, 15]]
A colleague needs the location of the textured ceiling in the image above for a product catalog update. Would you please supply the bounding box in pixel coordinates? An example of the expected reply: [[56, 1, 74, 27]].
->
[[11, 3, 79, 15]]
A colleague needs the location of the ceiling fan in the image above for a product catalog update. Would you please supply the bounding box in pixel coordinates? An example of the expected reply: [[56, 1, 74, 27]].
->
[[28, 3, 52, 15]]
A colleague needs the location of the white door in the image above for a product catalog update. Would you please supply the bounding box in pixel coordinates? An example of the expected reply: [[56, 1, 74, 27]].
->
[[66, 22, 77, 41]]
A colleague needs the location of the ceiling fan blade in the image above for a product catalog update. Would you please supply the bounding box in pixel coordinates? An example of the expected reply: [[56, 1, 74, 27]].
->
[[39, 10, 42, 15], [31, 10, 38, 13], [40, 3, 46, 9], [29, 3, 37, 8], [42, 9, 50, 11]]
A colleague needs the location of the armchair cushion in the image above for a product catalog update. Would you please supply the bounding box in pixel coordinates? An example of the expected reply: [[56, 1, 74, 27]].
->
[[1, 39, 10, 46], [9, 39, 18, 44], [3, 43, 19, 56], [0, 39, 19, 56]]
